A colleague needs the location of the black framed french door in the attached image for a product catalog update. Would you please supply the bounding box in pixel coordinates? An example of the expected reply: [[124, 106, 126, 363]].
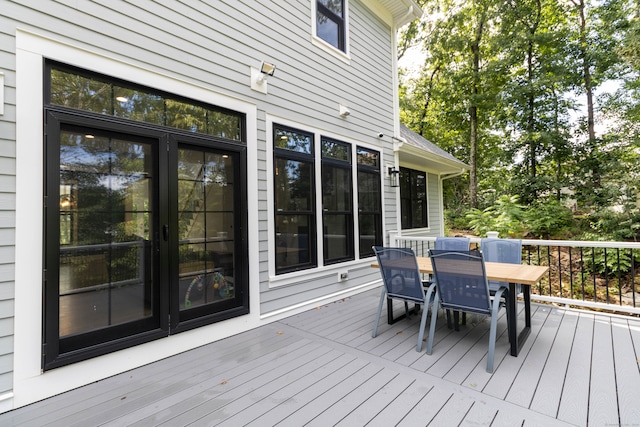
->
[[43, 110, 248, 370], [168, 135, 248, 333]]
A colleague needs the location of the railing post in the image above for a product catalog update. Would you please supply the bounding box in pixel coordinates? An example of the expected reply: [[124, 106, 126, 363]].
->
[[389, 230, 399, 247]]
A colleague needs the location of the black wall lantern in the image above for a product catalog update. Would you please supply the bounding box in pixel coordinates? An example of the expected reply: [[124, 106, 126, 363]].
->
[[388, 166, 400, 187]]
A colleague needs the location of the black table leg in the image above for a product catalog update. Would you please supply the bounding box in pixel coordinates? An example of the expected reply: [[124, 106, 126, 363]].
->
[[387, 298, 420, 324], [508, 282, 531, 356]]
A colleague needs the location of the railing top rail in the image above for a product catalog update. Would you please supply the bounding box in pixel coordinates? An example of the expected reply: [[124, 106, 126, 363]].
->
[[390, 233, 640, 249]]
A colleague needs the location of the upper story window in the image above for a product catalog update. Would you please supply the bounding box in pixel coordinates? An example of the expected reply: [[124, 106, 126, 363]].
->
[[400, 167, 428, 229], [316, 0, 346, 52]]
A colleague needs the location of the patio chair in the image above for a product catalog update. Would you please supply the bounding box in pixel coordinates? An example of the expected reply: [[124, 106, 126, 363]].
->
[[481, 238, 523, 293], [372, 246, 437, 352], [435, 236, 471, 329], [426, 249, 510, 373]]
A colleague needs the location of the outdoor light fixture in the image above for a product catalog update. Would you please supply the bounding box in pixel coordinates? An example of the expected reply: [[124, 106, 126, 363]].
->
[[251, 61, 277, 94], [256, 61, 276, 84], [388, 166, 400, 187]]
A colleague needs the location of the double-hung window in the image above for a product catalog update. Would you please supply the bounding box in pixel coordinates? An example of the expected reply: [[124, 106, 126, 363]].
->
[[316, 0, 346, 52], [273, 124, 382, 275], [274, 125, 317, 274], [321, 137, 353, 264], [357, 148, 382, 257], [400, 167, 428, 229]]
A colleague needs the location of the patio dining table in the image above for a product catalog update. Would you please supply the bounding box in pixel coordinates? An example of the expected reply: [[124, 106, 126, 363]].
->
[[372, 256, 548, 357]]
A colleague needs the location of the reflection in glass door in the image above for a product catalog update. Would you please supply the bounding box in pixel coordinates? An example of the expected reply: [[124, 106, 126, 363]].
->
[[44, 114, 248, 369], [53, 125, 160, 359], [174, 144, 244, 328]]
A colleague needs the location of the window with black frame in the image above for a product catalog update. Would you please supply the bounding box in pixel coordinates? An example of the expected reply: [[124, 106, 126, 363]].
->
[[316, 0, 346, 52], [321, 137, 353, 264], [274, 125, 317, 274], [400, 167, 428, 229], [357, 147, 382, 257]]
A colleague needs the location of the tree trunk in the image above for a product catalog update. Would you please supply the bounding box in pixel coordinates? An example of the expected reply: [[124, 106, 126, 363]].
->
[[469, 11, 485, 209]]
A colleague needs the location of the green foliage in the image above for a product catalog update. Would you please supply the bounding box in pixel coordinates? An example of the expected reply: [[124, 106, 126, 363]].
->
[[399, 0, 639, 218], [524, 199, 575, 239], [445, 208, 472, 231], [586, 208, 640, 241], [578, 232, 638, 276], [465, 195, 526, 237]]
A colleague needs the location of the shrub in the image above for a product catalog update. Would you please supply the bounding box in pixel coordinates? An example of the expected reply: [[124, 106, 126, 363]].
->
[[587, 209, 640, 241], [525, 199, 575, 239], [578, 232, 638, 276], [465, 195, 526, 237]]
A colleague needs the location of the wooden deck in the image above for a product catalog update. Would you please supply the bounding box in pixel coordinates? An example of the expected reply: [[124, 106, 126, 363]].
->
[[2, 288, 640, 426]]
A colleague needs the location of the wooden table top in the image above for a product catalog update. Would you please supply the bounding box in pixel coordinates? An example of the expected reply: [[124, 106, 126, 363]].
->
[[372, 256, 549, 285]]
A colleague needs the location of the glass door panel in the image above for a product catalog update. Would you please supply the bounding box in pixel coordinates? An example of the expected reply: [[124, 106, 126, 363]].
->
[[58, 130, 156, 337], [177, 146, 238, 316]]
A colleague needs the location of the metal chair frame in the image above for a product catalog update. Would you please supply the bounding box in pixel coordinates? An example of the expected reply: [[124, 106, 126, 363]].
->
[[372, 246, 437, 352], [426, 249, 510, 373]]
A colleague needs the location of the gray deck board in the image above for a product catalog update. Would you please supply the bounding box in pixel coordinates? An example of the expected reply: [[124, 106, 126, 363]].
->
[[506, 305, 563, 408], [364, 380, 434, 426], [482, 304, 550, 399], [428, 393, 474, 425], [305, 369, 399, 426], [334, 373, 415, 426], [394, 386, 451, 426], [460, 401, 498, 426], [274, 362, 384, 426], [1, 287, 640, 426], [80, 335, 313, 427], [153, 341, 333, 426], [529, 309, 577, 417], [611, 316, 640, 425], [243, 356, 369, 427], [588, 314, 619, 426], [556, 312, 594, 426]]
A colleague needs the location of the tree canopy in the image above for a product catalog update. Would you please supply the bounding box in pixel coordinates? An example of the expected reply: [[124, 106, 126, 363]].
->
[[399, 0, 640, 233]]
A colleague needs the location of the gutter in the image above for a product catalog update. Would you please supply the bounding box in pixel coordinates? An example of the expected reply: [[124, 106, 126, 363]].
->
[[391, 135, 406, 151], [441, 169, 466, 180], [393, 1, 423, 28], [398, 5, 414, 27]]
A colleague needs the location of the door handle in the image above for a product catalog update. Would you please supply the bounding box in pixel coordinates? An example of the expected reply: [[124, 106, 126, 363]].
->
[[163, 224, 169, 241]]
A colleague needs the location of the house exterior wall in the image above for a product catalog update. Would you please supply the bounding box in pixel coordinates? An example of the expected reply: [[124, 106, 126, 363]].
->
[[428, 172, 445, 235], [0, 0, 411, 411]]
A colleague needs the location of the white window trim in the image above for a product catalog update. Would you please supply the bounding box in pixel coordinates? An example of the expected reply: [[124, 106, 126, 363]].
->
[[14, 29, 260, 408], [266, 115, 381, 288], [311, 0, 351, 64]]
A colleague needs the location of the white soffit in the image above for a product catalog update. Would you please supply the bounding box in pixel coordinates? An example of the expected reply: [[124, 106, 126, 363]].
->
[[363, 0, 423, 28]]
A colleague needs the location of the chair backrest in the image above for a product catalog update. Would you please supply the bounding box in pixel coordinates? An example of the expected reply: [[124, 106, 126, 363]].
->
[[480, 238, 522, 265], [481, 238, 522, 288], [373, 246, 425, 303], [429, 249, 491, 315], [435, 236, 470, 251]]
